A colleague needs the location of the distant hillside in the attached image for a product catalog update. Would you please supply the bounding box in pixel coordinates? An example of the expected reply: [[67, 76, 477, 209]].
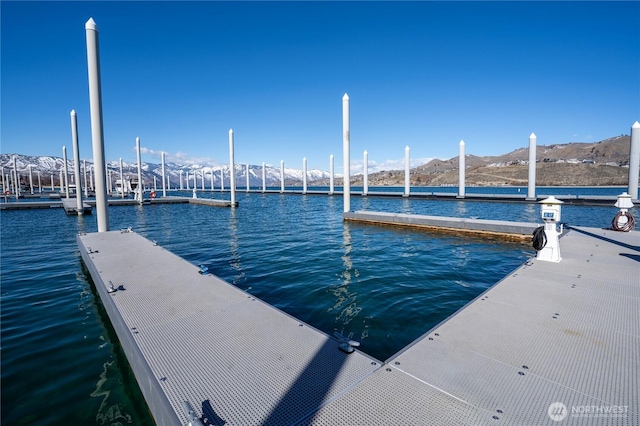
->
[[320, 135, 635, 187]]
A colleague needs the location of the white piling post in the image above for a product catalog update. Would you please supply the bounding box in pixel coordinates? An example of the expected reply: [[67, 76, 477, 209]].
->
[[363, 150, 368, 196], [342, 93, 350, 212], [28, 165, 34, 195], [160, 152, 166, 197], [262, 162, 266, 193], [220, 169, 224, 191], [119, 158, 124, 199], [37, 171, 42, 193], [527, 132, 537, 200], [458, 140, 465, 198], [329, 154, 334, 195], [229, 129, 236, 205], [51, 174, 55, 192], [59, 170, 63, 193], [12, 155, 19, 199], [628, 121, 640, 200], [70, 110, 84, 213], [90, 167, 94, 191], [62, 146, 70, 199], [246, 164, 250, 192], [210, 172, 214, 191], [136, 137, 143, 202], [302, 157, 307, 194], [178, 170, 183, 191], [83, 160, 88, 197], [280, 160, 284, 193], [153, 175, 157, 191], [85, 17, 109, 231], [404, 145, 410, 197], [201, 170, 205, 191]]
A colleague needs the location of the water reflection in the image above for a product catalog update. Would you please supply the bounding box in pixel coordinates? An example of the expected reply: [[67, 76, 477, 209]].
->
[[228, 207, 245, 288], [329, 223, 361, 339], [454, 201, 467, 217]]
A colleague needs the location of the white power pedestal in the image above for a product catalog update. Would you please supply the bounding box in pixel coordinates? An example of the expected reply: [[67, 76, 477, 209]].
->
[[537, 196, 563, 263]]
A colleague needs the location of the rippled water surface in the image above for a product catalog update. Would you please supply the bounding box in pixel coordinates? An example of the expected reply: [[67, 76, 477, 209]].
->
[[1, 189, 623, 425]]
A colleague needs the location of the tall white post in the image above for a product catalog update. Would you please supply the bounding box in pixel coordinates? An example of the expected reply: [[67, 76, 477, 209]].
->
[[628, 121, 640, 200], [201, 170, 205, 191], [186, 171, 190, 190], [329, 154, 334, 195], [85, 18, 109, 231], [12, 155, 19, 199], [161, 152, 166, 197], [37, 171, 42, 193], [62, 146, 70, 199], [59, 170, 63, 193], [458, 140, 466, 198], [280, 160, 284, 193], [404, 146, 410, 197], [119, 158, 124, 198], [302, 157, 308, 194], [220, 169, 224, 191], [51, 174, 55, 192], [83, 160, 88, 197], [210, 172, 214, 191], [28, 165, 34, 195], [246, 164, 250, 192], [90, 168, 94, 191], [179, 170, 183, 190], [136, 137, 143, 202], [363, 150, 368, 196], [342, 93, 350, 212], [229, 129, 236, 205], [262, 162, 266, 193], [153, 175, 157, 191], [70, 110, 84, 212], [527, 132, 537, 200]]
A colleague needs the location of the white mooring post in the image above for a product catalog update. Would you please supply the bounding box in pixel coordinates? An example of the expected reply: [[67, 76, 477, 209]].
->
[[280, 160, 284, 193], [209, 172, 213, 191], [628, 121, 640, 200], [220, 169, 224, 192], [136, 137, 143, 202], [161, 152, 166, 197], [85, 17, 109, 231], [201, 170, 205, 191], [28, 165, 34, 195], [12, 155, 19, 199], [302, 157, 307, 194], [37, 171, 42, 193], [262, 162, 266, 193], [229, 129, 236, 206], [527, 132, 537, 200], [246, 164, 250, 192], [59, 170, 63, 192], [458, 140, 466, 198], [83, 160, 88, 198], [71, 110, 84, 213], [51, 174, 55, 192], [363, 150, 368, 196], [343, 93, 350, 212], [404, 146, 410, 197], [119, 158, 124, 199], [329, 154, 334, 195], [153, 175, 157, 191], [62, 146, 70, 199], [186, 171, 190, 190], [179, 170, 183, 191]]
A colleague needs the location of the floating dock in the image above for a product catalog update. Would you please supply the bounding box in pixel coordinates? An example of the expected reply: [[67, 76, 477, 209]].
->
[[344, 210, 539, 241], [62, 198, 93, 214], [78, 222, 638, 425]]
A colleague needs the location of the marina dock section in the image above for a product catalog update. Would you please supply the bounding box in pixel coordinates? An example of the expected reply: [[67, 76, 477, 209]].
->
[[78, 221, 638, 425]]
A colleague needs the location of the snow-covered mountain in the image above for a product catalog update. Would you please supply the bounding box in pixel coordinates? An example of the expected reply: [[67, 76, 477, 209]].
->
[[0, 154, 332, 188]]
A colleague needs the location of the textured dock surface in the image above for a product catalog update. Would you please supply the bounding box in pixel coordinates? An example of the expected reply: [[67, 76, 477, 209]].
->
[[78, 225, 639, 425]]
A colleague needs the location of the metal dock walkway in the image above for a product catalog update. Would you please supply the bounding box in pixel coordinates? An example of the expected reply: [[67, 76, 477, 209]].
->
[[78, 225, 638, 425]]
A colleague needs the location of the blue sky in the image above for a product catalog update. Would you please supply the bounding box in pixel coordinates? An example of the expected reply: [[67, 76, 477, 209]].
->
[[2, 1, 639, 174]]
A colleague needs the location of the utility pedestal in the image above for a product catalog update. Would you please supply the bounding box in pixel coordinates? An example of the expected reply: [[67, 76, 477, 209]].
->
[[537, 196, 563, 263]]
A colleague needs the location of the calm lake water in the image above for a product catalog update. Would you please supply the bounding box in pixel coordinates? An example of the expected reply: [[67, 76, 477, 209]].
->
[[0, 187, 627, 425]]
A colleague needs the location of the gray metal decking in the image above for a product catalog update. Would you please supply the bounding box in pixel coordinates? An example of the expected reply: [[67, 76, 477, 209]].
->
[[78, 225, 639, 425]]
